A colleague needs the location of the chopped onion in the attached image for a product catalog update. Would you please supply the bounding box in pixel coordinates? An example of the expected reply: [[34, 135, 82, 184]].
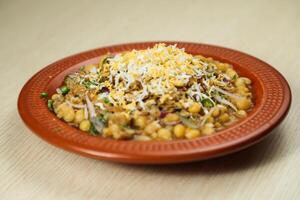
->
[[214, 95, 238, 112], [202, 107, 209, 114], [200, 109, 214, 126], [90, 117, 104, 133], [85, 95, 104, 133], [85, 94, 96, 118], [213, 86, 242, 99], [95, 102, 106, 110], [56, 88, 62, 95], [84, 106, 88, 119]]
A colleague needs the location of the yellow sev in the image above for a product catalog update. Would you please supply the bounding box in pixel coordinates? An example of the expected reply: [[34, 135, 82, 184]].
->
[[100, 43, 205, 110]]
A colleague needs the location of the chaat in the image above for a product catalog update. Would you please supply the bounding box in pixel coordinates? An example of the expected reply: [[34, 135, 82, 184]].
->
[[42, 44, 253, 141]]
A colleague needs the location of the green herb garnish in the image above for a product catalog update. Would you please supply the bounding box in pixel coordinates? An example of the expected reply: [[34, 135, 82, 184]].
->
[[201, 98, 214, 108], [40, 92, 48, 98], [97, 113, 109, 125], [47, 99, 54, 111], [103, 97, 110, 104], [89, 123, 100, 136], [60, 86, 70, 95]]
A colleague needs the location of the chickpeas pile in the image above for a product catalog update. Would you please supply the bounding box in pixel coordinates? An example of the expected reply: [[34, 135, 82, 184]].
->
[[50, 94, 91, 132], [46, 49, 253, 141]]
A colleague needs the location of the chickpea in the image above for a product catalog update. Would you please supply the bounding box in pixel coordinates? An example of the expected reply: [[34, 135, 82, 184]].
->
[[151, 132, 158, 139], [235, 97, 251, 110], [74, 109, 85, 123], [219, 113, 230, 123], [236, 110, 247, 118], [63, 107, 75, 122], [237, 85, 249, 93], [173, 80, 185, 87], [206, 57, 213, 61], [214, 122, 222, 128], [157, 128, 172, 140], [84, 64, 97, 73], [212, 107, 220, 117], [149, 106, 160, 118], [188, 103, 201, 113], [236, 90, 249, 97], [144, 121, 161, 134], [165, 126, 173, 132], [56, 103, 68, 113], [164, 113, 180, 123], [111, 112, 130, 125], [56, 103, 69, 119], [242, 77, 251, 85], [243, 92, 252, 98], [79, 120, 91, 131], [173, 124, 186, 138], [218, 105, 228, 113], [226, 68, 237, 79], [185, 128, 201, 139], [51, 94, 61, 100], [89, 93, 96, 101], [235, 78, 245, 87], [110, 123, 120, 133], [57, 111, 64, 119], [132, 110, 142, 119], [217, 63, 229, 72], [110, 124, 122, 139], [159, 94, 171, 104], [134, 116, 147, 129], [201, 123, 215, 135], [102, 127, 112, 137], [112, 132, 122, 140], [206, 116, 214, 123]]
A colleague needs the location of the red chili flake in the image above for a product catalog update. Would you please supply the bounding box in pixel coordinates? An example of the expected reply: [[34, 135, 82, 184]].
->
[[159, 112, 168, 118]]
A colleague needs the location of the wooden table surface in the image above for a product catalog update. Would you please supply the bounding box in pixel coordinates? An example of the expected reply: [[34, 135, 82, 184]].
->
[[1, 0, 299, 199]]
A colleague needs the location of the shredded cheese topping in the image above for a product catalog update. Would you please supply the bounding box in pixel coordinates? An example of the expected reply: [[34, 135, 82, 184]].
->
[[97, 43, 222, 110]]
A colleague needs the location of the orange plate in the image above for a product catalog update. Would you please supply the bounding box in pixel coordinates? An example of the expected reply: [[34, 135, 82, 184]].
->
[[18, 42, 291, 164]]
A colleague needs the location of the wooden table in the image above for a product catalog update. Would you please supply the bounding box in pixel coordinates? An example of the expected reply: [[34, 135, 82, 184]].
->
[[1, 0, 299, 199]]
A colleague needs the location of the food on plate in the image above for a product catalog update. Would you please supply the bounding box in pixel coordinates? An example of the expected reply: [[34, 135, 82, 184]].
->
[[42, 43, 253, 140]]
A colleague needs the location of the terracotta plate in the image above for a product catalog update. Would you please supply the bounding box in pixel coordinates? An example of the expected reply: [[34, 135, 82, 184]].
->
[[18, 42, 291, 164]]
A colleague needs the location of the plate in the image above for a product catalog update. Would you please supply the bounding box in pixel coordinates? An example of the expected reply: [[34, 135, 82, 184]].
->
[[18, 41, 291, 164]]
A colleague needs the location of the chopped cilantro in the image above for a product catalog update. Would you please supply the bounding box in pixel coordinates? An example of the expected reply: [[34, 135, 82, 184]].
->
[[201, 98, 214, 108], [47, 99, 54, 111], [40, 92, 48, 98], [60, 86, 70, 95], [103, 97, 110, 104], [83, 80, 92, 89], [89, 123, 100, 136]]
